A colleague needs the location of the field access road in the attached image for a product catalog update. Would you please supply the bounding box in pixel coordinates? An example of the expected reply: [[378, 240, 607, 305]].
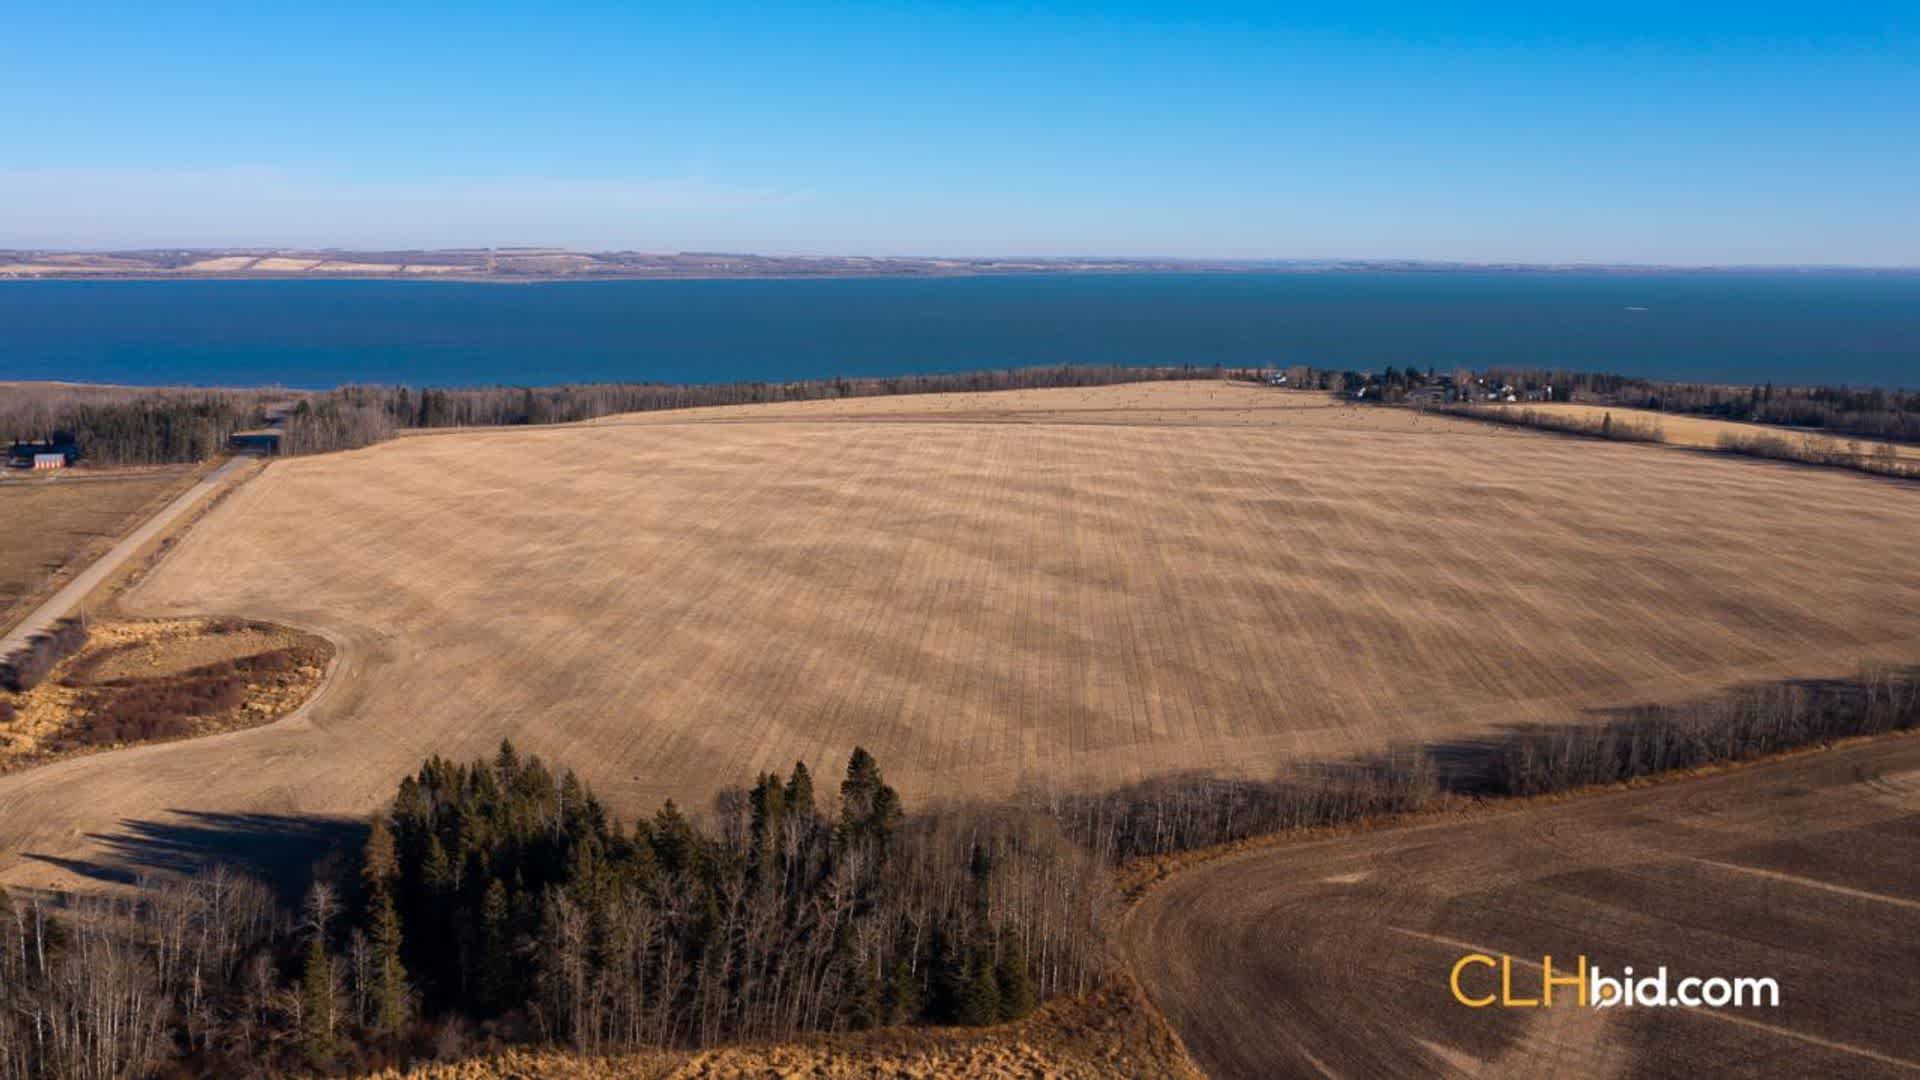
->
[[0, 456, 249, 655], [1124, 738, 1920, 1078]]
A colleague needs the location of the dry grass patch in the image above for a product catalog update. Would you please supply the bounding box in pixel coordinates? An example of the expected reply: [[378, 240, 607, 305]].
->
[[0, 468, 197, 629], [181, 256, 258, 272], [313, 261, 404, 273], [249, 257, 321, 271], [381, 982, 1198, 1079], [0, 617, 329, 771]]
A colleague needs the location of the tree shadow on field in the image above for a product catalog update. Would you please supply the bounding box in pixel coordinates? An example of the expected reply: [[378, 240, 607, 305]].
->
[[25, 810, 366, 905]]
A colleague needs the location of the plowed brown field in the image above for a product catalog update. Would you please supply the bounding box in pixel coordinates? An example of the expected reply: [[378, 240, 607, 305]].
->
[[2, 381, 1917, 891], [1124, 736, 1920, 1078]]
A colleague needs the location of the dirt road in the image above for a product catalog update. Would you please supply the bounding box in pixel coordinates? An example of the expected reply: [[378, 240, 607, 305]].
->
[[1123, 738, 1920, 1078], [0, 456, 248, 655]]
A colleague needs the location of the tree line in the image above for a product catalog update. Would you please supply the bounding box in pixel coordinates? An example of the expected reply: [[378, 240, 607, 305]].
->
[[1492, 666, 1920, 796], [1432, 403, 1668, 444], [273, 365, 1231, 455], [1044, 751, 1436, 863], [1, 387, 268, 467], [1713, 429, 1916, 480], [1627, 381, 1920, 444], [1476, 369, 1920, 445], [9, 365, 1914, 464], [0, 746, 1109, 1076]]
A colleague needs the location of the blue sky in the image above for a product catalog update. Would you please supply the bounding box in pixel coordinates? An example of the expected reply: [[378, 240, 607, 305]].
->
[[4, 2, 1916, 264]]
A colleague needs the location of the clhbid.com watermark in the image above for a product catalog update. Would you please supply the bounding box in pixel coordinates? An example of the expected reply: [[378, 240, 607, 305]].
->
[[1450, 953, 1781, 1009]]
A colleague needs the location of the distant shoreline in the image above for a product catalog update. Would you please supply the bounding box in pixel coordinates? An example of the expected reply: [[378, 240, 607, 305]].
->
[[4, 249, 1919, 283]]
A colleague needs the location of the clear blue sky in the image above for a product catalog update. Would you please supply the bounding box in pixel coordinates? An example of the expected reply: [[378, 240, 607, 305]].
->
[[5, 2, 1916, 264]]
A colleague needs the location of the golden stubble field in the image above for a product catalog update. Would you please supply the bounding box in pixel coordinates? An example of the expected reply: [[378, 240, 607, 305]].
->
[[2, 381, 1918, 890]]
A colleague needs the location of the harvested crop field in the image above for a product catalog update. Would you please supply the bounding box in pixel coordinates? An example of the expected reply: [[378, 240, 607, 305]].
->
[[2, 380, 1919, 890], [1123, 735, 1920, 1077], [0, 468, 197, 630]]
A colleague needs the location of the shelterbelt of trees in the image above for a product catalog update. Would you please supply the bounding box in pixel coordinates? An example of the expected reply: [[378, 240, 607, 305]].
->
[[0, 366, 1225, 464], [1280, 363, 1920, 443], [7, 363, 1915, 466]]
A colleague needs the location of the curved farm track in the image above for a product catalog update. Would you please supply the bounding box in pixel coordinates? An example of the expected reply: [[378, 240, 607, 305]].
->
[[1123, 737, 1920, 1079]]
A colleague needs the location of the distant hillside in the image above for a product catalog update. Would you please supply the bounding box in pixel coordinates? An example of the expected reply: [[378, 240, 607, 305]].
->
[[5, 249, 1914, 281], [0, 249, 1287, 280]]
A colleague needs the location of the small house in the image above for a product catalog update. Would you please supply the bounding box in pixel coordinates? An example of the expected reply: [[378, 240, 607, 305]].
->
[[9, 441, 78, 469]]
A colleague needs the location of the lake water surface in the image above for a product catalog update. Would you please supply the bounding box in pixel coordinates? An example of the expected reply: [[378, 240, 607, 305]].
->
[[2, 272, 1915, 388]]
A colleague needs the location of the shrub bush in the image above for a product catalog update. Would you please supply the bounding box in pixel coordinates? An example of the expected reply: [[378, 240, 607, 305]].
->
[[0, 618, 88, 692]]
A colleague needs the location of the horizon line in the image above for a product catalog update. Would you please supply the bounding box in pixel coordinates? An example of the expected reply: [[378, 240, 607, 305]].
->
[[7, 247, 1920, 274]]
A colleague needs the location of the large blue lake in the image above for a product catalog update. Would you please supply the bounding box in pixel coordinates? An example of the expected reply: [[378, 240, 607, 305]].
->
[[2, 272, 1915, 389]]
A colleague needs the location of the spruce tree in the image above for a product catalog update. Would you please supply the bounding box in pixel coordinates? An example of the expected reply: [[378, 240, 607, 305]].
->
[[995, 935, 1036, 1021], [362, 815, 399, 892], [838, 747, 900, 851], [884, 956, 921, 1025], [300, 934, 338, 1065], [785, 761, 815, 821], [748, 772, 786, 882], [368, 886, 409, 1035], [957, 947, 1001, 1027], [478, 877, 512, 1011], [300, 883, 341, 1064], [840, 747, 882, 833], [650, 800, 699, 877], [422, 835, 454, 895]]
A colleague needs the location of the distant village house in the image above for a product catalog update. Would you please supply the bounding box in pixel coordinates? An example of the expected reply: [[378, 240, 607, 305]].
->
[[8, 441, 79, 470]]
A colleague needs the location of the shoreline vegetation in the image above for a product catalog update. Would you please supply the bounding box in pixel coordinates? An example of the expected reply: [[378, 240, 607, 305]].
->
[[2, 669, 1913, 1077]]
